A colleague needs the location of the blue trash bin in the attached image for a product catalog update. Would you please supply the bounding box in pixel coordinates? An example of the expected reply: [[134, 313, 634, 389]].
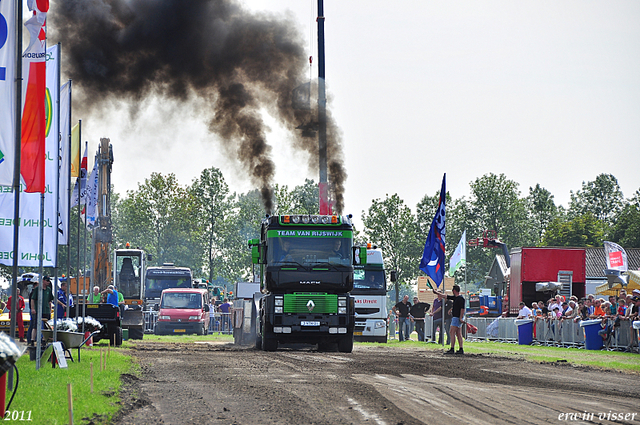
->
[[515, 319, 534, 345], [580, 319, 603, 350]]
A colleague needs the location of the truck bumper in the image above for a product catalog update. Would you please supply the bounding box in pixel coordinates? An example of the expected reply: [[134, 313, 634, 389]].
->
[[354, 319, 387, 341], [155, 321, 203, 335], [269, 314, 353, 343]]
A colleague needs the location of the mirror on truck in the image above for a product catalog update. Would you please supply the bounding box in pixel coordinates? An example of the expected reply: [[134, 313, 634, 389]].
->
[[147, 254, 153, 262], [203, 304, 209, 313], [153, 304, 159, 311], [352, 246, 367, 265], [248, 239, 261, 264], [390, 271, 397, 282]]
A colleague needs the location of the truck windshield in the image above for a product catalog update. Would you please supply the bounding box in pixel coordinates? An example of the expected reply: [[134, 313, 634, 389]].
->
[[267, 236, 352, 266], [354, 269, 386, 290], [161, 293, 202, 309], [146, 277, 191, 300]]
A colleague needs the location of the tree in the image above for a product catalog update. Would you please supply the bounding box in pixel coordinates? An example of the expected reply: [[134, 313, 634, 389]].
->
[[361, 194, 422, 302], [542, 213, 604, 247], [189, 167, 230, 282], [527, 184, 557, 245], [114, 173, 203, 272], [609, 189, 640, 247], [569, 173, 623, 234]]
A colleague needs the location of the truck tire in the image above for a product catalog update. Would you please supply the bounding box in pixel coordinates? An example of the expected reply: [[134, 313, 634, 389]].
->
[[255, 334, 262, 350], [115, 327, 123, 346], [337, 335, 353, 353], [262, 336, 278, 352], [200, 324, 206, 336], [129, 326, 144, 340]]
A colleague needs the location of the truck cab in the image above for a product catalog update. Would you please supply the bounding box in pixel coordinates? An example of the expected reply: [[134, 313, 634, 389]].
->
[[154, 288, 210, 335], [352, 248, 388, 343]]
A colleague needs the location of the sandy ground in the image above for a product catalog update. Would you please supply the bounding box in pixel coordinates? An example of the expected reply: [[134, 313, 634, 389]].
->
[[109, 341, 640, 425]]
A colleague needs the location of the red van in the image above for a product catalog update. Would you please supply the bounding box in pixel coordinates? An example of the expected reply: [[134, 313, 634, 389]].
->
[[154, 288, 210, 335]]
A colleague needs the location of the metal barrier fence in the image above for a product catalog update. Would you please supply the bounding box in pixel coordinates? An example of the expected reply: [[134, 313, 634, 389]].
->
[[465, 316, 639, 352], [142, 311, 233, 335]]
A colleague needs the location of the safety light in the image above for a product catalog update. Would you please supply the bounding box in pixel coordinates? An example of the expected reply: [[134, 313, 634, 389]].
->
[[283, 215, 290, 223], [292, 216, 300, 224], [321, 216, 330, 224], [311, 216, 319, 224], [331, 216, 338, 224], [302, 216, 310, 224]]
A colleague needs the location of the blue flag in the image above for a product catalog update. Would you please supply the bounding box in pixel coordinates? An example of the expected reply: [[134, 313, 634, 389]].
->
[[419, 174, 446, 287]]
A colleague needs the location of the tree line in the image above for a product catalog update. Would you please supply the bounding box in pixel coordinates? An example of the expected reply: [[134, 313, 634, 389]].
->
[[3, 170, 638, 292]]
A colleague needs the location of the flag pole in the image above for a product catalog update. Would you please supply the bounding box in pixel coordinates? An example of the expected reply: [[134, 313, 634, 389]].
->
[[65, 81, 72, 318], [74, 124, 82, 319], [35, 193, 45, 370], [52, 43, 62, 343], [8, 0, 24, 390]]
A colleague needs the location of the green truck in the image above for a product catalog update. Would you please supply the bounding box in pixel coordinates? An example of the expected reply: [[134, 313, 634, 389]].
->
[[249, 214, 366, 352]]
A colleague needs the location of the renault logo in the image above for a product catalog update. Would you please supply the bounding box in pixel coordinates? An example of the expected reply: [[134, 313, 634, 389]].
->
[[307, 300, 315, 312]]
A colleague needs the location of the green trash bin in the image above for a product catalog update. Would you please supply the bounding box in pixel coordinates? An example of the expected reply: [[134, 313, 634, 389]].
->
[[122, 328, 129, 341]]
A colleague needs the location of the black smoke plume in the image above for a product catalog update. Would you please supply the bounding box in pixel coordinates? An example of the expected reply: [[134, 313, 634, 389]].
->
[[49, 0, 346, 213]]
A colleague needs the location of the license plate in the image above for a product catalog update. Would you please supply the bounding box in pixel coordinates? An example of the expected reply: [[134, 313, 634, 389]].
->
[[354, 331, 363, 336], [301, 321, 320, 326], [173, 329, 186, 333]]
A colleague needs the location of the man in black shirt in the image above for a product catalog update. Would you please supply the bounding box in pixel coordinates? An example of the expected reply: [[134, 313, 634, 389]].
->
[[410, 297, 430, 342], [433, 284, 466, 355], [392, 295, 411, 341]]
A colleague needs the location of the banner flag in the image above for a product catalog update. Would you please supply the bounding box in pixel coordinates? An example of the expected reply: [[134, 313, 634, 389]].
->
[[58, 81, 70, 244], [604, 241, 628, 272], [70, 144, 87, 207], [84, 159, 98, 229], [0, 0, 17, 186], [449, 230, 466, 276], [419, 174, 446, 288], [0, 43, 58, 267], [70, 123, 79, 177], [20, 1, 48, 193]]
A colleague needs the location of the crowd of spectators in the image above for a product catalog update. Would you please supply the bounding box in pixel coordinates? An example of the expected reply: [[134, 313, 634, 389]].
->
[[515, 289, 640, 350]]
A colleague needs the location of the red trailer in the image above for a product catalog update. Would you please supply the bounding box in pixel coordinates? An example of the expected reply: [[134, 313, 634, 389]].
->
[[509, 247, 586, 315]]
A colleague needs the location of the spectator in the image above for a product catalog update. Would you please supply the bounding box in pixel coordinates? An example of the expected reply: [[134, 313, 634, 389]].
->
[[585, 298, 595, 316], [114, 286, 126, 310], [566, 301, 578, 318], [619, 289, 627, 299], [27, 279, 38, 345], [560, 302, 571, 316], [433, 285, 465, 355], [101, 285, 119, 308], [30, 276, 54, 345], [633, 289, 640, 298], [607, 296, 618, 315], [552, 306, 562, 319], [88, 286, 102, 303], [617, 298, 627, 317], [590, 299, 606, 318], [219, 298, 232, 333], [56, 281, 72, 319], [392, 295, 412, 342], [630, 296, 640, 320], [7, 288, 26, 342], [539, 300, 549, 317], [208, 298, 216, 334], [573, 299, 589, 323], [517, 302, 532, 319], [429, 292, 447, 344], [409, 297, 430, 342]]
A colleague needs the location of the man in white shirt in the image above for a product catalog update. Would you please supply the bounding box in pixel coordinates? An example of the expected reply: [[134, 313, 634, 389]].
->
[[517, 302, 532, 319]]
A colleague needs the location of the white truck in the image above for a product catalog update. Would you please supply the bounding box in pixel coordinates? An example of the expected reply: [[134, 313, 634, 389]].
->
[[352, 248, 389, 343]]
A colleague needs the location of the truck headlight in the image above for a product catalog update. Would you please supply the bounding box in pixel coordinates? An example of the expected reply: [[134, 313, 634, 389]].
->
[[338, 307, 347, 314], [188, 315, 200, 320], [159, 315, 171, 320], [275, 306, 283, 314], [338, 298, 347, 307], [374, 321, 386, 329], [275, 298, 283, 306]]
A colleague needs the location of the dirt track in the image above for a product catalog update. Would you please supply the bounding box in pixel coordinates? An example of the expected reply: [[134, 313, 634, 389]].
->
[[112, 341, 640, 425]]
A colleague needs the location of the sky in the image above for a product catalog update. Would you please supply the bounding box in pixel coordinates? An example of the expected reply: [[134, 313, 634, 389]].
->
[[73, 1, 640, 229]]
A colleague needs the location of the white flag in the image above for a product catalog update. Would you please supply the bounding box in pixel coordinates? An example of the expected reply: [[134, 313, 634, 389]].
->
[[449, 230, 466, 276], [70, 144, 87, 207], [58, 81, 71, 244], [84, 160, 98, 229], [604, 241, 627, 272], [0, 0, 17, 185]]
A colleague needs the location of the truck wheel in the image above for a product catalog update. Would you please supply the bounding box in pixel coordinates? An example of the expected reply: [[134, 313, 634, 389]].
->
[[200, 324, 206, 336], [262, 336, 278, 352], [129, 326, 144, 340], [337, 335, 353, 353], [255, 334, 262, 350], [115, 327, 123, 346]]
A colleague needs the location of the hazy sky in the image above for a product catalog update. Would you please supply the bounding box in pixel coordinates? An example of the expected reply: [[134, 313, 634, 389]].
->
[[77, 1, 640, 229]]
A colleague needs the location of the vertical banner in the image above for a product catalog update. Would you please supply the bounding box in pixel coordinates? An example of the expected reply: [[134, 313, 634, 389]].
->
[[20, 1, 48, 193], [58, 81, 70, 244], [0, 0, 16, 185], [604, 241, 628, 272], [0, 43, 58, 267], [70, 144, 87, 207], [70, 123, 79, 176], [84, 160, 98, 229], [449, 230, 466, 276]]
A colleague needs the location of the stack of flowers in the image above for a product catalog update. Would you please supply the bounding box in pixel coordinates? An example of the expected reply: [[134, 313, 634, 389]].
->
[[74, 316, 103, 333], [47, 318, 79, 332]]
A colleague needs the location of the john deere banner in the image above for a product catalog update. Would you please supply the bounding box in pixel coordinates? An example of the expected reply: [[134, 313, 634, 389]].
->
[[0, 44, 59, 267], [0, 0, 17, 186]]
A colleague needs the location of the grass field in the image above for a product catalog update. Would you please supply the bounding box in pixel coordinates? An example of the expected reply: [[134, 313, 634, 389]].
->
[[6, 332, 638, 424]]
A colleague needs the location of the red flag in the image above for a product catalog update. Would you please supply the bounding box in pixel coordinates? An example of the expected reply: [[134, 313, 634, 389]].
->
[[20, 1, 49, 192]]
